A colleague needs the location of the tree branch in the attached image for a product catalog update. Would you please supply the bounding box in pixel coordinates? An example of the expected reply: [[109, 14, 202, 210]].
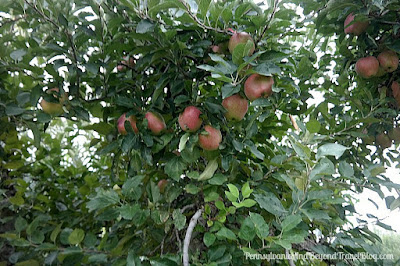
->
[[256, 0, 280, 44], [183, 208, 203, 266], [177, 0, 228, 34], [0, 15, 26, 28], [24, 0, 80, 95]]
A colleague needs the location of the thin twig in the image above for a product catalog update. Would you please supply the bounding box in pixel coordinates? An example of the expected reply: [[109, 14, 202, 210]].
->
[[181, 204, 195, 213], [183, 208, 203, 266], [256, 0, 281, 44], [285, 249, 296, 266], [24, 0, 80, 95], [175, 229, 182, 253], [0, 15, 26, 28], [177, 0, 228, 34], [289, 115, 299, 131]]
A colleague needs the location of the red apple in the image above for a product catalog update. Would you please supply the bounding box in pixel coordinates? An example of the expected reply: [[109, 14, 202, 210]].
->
[[391, 81, 400, 106], [388, 127, 400, 143], [178, 106, 203, 132], [392, 81, 400, 98], [377, 50, 399, 73], [117, 113, 139, 135], [222, 94, 248, 121], [145, 111, 166, 135], [344, 13, 369, 35], [228, 32, 255, 56], [244, 74, 274, 101], [157, 179, 168, 193], [211, 45, 222, 54], [40, 87, 68, 116], [117, 56, 135, 72], [355, 56, 379, 78], [198, 125, 222, 151], [376, 133, 392, 149]]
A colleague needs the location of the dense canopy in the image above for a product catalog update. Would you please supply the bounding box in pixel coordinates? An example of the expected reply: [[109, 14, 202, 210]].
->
[[1, 0, 400, 265]]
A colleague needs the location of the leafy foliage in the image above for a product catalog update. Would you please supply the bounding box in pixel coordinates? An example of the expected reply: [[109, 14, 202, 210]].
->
[[1, 0, 400, 265]]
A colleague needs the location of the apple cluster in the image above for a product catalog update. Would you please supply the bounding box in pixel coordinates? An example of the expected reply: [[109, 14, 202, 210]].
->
[[117, 31, 275, 153], [345, 13, 400, 149]]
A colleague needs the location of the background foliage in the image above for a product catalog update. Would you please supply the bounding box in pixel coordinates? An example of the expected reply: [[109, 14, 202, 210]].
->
[[1, 0, 400, 265]]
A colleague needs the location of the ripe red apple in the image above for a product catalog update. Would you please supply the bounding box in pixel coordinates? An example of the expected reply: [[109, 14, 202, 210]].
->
[[211, 45, 222, 54], [376, 133, 392, 149], [388, 127, 400, 143], [157, 179, 168, 193], [40, 87, 68, 116], [244, 74, 274, 101], [228, 32, 255, 56], [117, 113, 139, 135], [355, 56, 379, 78], [198, 125, 222, 151], [391, 81, 400, 106], [344, 13, 369, 35], [145, 111, 166, 135], [178, 106, 202, 132], [222, 94, 248, 121], [377, 50, 399, 73], [117, 56, 135, 72]]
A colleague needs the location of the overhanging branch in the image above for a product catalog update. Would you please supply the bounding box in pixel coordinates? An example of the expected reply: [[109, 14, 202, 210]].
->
[[183, 208, 203, 266]]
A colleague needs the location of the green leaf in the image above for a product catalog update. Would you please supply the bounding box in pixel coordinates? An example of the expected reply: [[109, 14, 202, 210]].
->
[[185, 183, 200, 194], [86, 189, 120, 212], [208, 173, 227, 185], [203, 232, 216, 247], [88, 254, 108, 263], [119, 205, 139, 220], [254, 192, 287, 216], [289, 138, 311, 159], [253, 62, 281, 76], [248, 145, 265, 160], [6, 104, 25, 116], [209, 54, 236, 74], [338, 161, 354, 177], [15, 216, 28, 232], [215, 200, 225, 210], [281, 214, 302, 232], [306, 119, 321, 133], [50, 223, 63, 242], [165, 157, 186, 181], [221, 84, 240, 99], [198, 159, 218, 181], [173, 209, 186, 231], [309, 158, 335, 181], [58, 14, 68, 27], [122, 175, 145, 199], [127, 250, 142, 266], [136, 19, 154, 33], [316, 143, 349, 160], [179, 132, 190, 151], [10, 49, 26, 61], [301, 209, 331, 221], [390, 198, 400, 211], [240, 199, 257, 208], [216, 227, 236, 241], [249, 212, 269, 239], [227, 184, 239, 198], [205, 191, 219, 202], [241, 182, 252, 198], [68, 229, 85, 245], [239, 217, 256, 241]]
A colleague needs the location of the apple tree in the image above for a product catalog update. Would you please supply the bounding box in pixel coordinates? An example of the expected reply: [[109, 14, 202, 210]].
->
[[1, 0, 400, 265]]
